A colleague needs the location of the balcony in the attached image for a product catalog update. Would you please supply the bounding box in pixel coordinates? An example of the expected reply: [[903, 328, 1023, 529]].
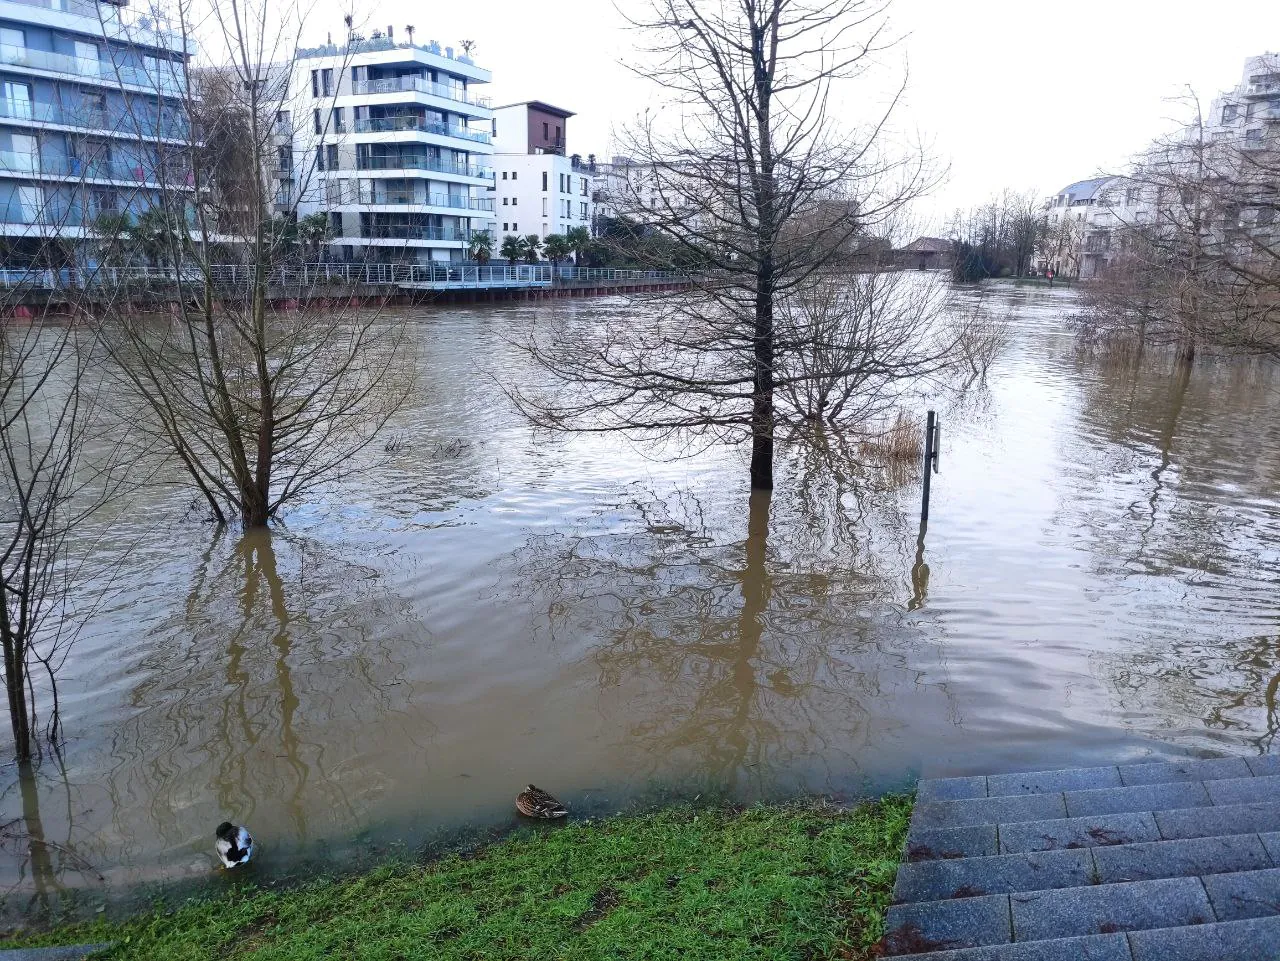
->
[[355, 154, 491, 178], [0, 151, 192, 184], [5, 0, 190, 51], [0, 97, 188, 140], [0, 43, 185, 96], [1245, 78, 1280, 97], [351, 76, 491, 109], [327, 185, 493, 211], [352, 115, 491, 142], [360, 225, 470, 242]]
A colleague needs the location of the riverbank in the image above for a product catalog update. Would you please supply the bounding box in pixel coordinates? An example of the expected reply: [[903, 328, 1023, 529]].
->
[[4, 797, 911, 960]]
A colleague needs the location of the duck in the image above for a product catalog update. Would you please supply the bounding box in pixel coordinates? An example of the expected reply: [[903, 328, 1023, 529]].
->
[[515, 785, 568, 818], [215, 821, 254, 869]]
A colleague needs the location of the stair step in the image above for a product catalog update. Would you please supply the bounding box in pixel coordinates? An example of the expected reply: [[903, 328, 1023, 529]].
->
[[1129, 914, 1280, 960], [1092, 833, 1273, 884], [1156, 801, 1280, 841], [1010, 875, 1212, 941], [886, 931, 1130, 960], [894, 849, 1095, 903], [916, 756, 1280, 804], [888, 916, 1280, 959], [907, 825, 1000, 862], [895, 834, 1277, 904], [997, 812, 1161, 855], [911, 794, 1068, 832], [1201, 866, 1280, 922]]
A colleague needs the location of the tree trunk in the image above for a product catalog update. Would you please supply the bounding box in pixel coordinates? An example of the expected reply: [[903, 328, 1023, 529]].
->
[[2, 634, 31, 761], [750, 291, 775, 491]]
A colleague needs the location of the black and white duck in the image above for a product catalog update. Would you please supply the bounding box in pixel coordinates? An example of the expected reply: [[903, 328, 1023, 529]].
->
[[215, 821, 254, 869]]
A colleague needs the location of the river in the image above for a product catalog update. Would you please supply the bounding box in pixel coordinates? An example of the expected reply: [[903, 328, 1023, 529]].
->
[[4, 281, 1280, 913]]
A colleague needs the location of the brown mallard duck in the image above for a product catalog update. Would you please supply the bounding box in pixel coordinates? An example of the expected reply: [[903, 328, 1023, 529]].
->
[[515, 784, 568, 818]]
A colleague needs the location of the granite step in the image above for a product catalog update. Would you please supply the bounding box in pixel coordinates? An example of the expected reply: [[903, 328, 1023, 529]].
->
[[917, 756, 1280, 804], [890, 758, 1280, 957], [894, 833, 1276, 903], [888, 915, 1280, 961]]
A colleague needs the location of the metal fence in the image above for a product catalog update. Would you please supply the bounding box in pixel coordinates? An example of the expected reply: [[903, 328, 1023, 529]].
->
[[0, 264, 695, 292]]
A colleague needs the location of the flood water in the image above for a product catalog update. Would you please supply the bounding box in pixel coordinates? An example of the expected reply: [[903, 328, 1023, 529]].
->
[[5, 282, 1280, 912]]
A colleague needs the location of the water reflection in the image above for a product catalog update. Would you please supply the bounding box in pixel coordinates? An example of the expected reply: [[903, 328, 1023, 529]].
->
[[7, 287, 1280, 907]]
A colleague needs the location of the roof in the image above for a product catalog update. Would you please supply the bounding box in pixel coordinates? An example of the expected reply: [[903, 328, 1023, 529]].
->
[[1056, 177, 1114, 202], [901, 236, 952, 253], [493, 100, 576, 119]]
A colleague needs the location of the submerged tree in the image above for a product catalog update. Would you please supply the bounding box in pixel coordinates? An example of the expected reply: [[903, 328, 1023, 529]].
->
[[511, 0, 933, 491], [94, 0, 413, 529]]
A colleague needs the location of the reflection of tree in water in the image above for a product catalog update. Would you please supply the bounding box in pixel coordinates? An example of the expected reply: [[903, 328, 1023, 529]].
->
[[512, 455, 930, 797], [99, 528, 419, 861], [1066, 351, 1280, 749]]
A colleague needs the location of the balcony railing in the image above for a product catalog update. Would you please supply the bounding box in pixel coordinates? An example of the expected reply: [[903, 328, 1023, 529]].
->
[[329, 188, 493, 211], [351, 76, 491, 108], [0, 97, 188, 139], [0, 151, 192, 184], [7, 0, 189, 49], [355, 154, 491, 178], [352, 115, 491, 142], [361, 225, 470, 242], [0, 44, 185, 96]]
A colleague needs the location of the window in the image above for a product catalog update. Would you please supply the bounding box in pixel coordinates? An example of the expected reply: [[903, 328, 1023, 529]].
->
[[277, 145, 291, 171], [555, 125, 561, 143], [581, 177, 587, 196], [502, 171, 507, 179], [502, 197, 508, 205], [3, 81, 30, 118], [502, 222, 508, 231], [1223, 104, 1239, 124], [512, 197, 518, 206], [543, 121, 549, 139], [276, 109, 290, 132], [1125, 187, 1139, 205], [333, 107, 345, 133], [512, 222, 518, 230], [327, 143, 338, 169], [1246, 127, 1264, 142], [74, 41, 99, 75], [542, 197, 548, 215], [311, 70, 320, 98], [542, 171, 548, 191], [512, 171, 517, 180], [581, 201, 588, 218], [0, 27, 23, 49], [313, 109, 322, 134], [321, 68, 334, 96], [315, 144, 325, 171], [18, 185, 42, 223]]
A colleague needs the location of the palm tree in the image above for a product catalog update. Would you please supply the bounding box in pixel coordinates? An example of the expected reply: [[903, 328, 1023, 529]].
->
[[565, 225, 592, 264], [405, 24, 415, 45], [500, 234, 523, 266], [520, 233, 543, 264], [297, 212, 330, 258], [542, 233, 571, 268], [131, 205, 185, 267], [469, 229, 494, 264]]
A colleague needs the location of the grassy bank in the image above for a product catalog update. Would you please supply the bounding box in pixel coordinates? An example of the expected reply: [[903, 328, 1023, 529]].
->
[[6, 797, 912, 960]]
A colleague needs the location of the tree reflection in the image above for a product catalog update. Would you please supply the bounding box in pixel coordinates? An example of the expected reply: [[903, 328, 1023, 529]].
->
[[509, 452, 932, 797], [100, 528, 417, 862]]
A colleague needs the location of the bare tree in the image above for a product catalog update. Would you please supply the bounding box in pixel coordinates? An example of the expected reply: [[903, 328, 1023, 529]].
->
[[92, 0, 414, 528], [511, 0, 933, 492]]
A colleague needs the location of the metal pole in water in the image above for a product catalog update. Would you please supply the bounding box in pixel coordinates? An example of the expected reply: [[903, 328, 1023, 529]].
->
[[921, 410, 936, 524]]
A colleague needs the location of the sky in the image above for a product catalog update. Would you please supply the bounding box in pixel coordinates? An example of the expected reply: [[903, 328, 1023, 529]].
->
[[292, 0, 1280, 230]]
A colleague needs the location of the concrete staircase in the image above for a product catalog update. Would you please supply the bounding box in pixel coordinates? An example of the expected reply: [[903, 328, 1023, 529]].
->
[[884, 757, 1280, 959]]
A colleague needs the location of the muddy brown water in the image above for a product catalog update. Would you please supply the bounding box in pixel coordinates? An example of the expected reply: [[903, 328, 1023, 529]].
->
[[4, 282, 1280, 915]]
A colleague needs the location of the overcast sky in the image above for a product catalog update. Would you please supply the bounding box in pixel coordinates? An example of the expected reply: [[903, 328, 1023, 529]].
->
[[311, 0, 1280, 230]]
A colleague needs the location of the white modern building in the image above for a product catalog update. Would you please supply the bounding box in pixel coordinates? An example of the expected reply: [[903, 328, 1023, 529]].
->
[[0, 0, 192, 263], [291, 31, 494, 263], [490, 101, 593, 244], [590, 155, 707, 238]]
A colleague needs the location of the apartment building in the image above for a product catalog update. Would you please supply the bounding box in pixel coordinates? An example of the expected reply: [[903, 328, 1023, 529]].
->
[[291, 31, 494, 263], [0, 0, 192, 263], [590, 155, 706, 237], [490, 101, 593, 243]]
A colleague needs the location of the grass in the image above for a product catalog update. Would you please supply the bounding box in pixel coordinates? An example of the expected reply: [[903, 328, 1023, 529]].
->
[[5, 796, 912, 961]]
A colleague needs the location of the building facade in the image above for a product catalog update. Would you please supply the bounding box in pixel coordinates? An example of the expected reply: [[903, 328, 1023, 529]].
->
[[0, 0, 192, 263], [490, 102, 593, 245], [291, 33, 494, 263]]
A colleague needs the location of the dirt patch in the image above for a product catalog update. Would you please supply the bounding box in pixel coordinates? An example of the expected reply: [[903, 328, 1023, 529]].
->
[[575, 885, 621, 929]]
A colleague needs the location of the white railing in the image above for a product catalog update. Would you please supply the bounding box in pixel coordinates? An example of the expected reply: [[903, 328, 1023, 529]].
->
[[0, 263, 695, 291], [351, 76, 491, 109]]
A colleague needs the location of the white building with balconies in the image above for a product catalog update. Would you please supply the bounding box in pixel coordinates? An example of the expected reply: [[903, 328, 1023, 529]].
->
[[0, 0, 192, 263], [490, 101, 594, 246], [291, 31, 494, 264]]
